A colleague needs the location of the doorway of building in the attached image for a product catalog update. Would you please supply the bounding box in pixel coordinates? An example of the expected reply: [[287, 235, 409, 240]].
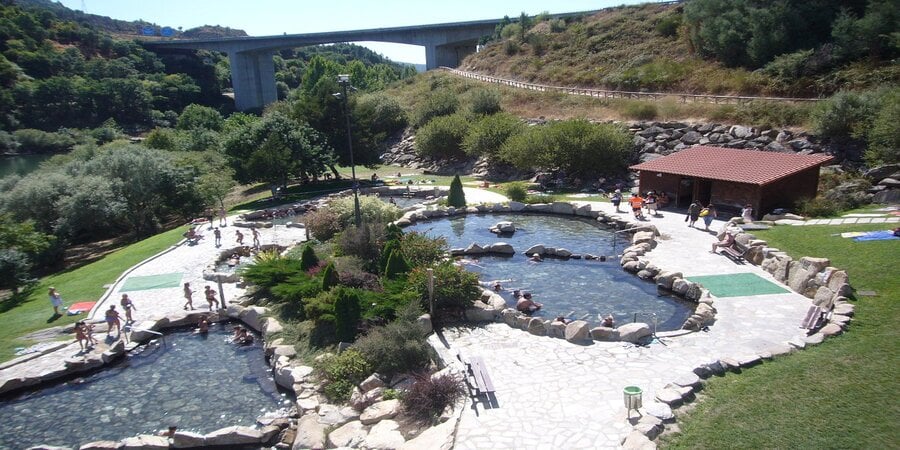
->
[[677, 177, 693, 207], [697, 179, 712, 205]]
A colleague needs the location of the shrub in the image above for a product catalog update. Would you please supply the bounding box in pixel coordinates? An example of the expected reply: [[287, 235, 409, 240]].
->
[[384, 249, 411, 279], [864, 89, 900, 165], [412, 91, 459, 128], [525, 193, 557, 204], [321, 261, 340, 290], [380, 239, 402, 272], [384, 223, 403, 242], [338, 224, 383, 267], [811, 90, 880, 141], [622, 101, 659, 120], [300, 244, 319, 272], [240, 255, 304, 300], [353, 302, 431, 375], [655, 14, 681, 37], [144, 127, 177, 151], [400, 232, 447, 267], [305, 208, 342, 241], [401, 372, 466, 423], [462, 112, 523, 159], [500, 120, 632, 179], [408, 261, 480, 311], [333, 288, 362, 343], [415, 114, 470, 159], [316, 349, 372, 402], [12, 129, 75, 153], [549, 18, 566, 33], [447, 175, 466, 208], [526, 33, 548, 56], [500, 23, 522, 40], [329, 196, 401, 228], [269, 272, 321, 319], [503, 40, 520, 56], [504, 182, 528, 202], [468, 88, 502, 116], [796, 197, 843, 218]]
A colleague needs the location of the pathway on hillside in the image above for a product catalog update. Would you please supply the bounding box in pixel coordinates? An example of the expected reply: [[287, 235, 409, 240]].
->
[[443, 67, 821, 105], [448, 202, 813, 449]]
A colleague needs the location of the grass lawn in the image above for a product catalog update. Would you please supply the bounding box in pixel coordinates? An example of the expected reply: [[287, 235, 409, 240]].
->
[[0, 226, 187, 362], [663, 223, 899, 449]]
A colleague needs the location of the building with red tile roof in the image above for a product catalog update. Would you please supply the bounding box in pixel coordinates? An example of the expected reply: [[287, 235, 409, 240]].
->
[[629, 146, 833, 218]]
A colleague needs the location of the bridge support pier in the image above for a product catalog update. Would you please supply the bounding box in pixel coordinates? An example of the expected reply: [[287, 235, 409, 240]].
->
[[425, 42, 477, 70], [229, 50, 277, 111]]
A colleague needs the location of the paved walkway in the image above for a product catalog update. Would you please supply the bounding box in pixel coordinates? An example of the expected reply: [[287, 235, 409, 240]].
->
[[88, 218, 308, 323], [792, 216, 898, 226], [448, 202, 813, 449]]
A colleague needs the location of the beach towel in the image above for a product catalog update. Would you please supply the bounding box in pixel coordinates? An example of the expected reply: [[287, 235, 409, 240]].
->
[[853, 230, 899, 242], [67, 301, 96, 315]]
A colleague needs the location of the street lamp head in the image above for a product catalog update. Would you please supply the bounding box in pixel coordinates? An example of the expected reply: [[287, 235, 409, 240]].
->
[[332, 92, 343, 99], [337, 74, 350, 83]]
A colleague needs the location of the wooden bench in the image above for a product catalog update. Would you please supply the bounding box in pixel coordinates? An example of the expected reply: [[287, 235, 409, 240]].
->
[[461, 355, 495, 399]]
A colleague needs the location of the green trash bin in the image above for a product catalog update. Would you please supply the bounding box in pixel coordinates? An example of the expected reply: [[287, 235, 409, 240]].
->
[[624, 385, 643, 414]]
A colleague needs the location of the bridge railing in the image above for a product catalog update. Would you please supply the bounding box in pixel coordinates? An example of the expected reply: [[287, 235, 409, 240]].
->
[[440, 67, 822, 105]]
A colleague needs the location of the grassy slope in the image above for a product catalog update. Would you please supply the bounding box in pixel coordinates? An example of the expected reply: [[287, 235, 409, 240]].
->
[[0, 226, 187, 362], [664, 223, 899, 448], [462, 3, 897, 97]]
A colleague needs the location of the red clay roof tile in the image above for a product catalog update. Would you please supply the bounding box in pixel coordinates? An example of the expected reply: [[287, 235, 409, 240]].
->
[[629, 146, 833, 185]]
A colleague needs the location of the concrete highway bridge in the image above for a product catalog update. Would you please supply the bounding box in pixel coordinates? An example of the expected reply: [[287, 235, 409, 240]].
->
[[144, 12, 597, 110]]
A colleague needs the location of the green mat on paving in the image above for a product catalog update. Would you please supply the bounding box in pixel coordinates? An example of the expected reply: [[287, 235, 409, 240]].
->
[[120, 273, 183, 292], [686, 272, 789, 298]]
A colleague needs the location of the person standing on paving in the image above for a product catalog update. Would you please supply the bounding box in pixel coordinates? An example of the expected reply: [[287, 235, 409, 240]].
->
[[120, 294, 137, 324], [213, 227, 221, 247], [687, 201, 702, 228], [251, 227, 260, 249], [183, 282, 194, 310]]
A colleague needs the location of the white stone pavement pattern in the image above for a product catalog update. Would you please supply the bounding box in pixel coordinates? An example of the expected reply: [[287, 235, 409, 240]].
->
[[448, 200, 814, 449], [87, 216, 308, 324]]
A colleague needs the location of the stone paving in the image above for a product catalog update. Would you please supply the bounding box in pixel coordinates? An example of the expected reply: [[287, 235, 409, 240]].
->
[[447, 202, 815, 449], [795, 216, 898, 225], [88, 218, 308, 323]]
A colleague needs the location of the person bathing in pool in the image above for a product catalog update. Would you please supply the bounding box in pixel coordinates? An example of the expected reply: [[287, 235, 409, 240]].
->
[[516, 292, 542, 314]]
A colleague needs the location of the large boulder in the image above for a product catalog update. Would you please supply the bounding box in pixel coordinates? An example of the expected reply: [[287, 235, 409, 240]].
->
[[787, 257, 831, 296], [590, 327, 619, 341], [508, 201, 526, 212], [618, 323, 652, 343], [524, 244, 546, 256], [487, 242, 515, 255], [547, 320, 567, 339], [293, 414, 327, 450], [239, 306, 266, 332], [362, 420, 406, 450], [655, 272, 682, 290], [489, 221, 516, 234], [204, 426, 266, 446], [360, 399, 400, 425], [550, 202, 575, 215], [564, 320, 590, 343], [527, 318, 547, 336], [463, 243, 485, 255], [121, 435, 169, 449], [466, 302, 499, 322], [327, 421, 367, 448]]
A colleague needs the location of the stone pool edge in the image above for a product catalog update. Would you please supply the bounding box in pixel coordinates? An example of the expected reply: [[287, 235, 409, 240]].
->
[[393, 200, 716, 344]]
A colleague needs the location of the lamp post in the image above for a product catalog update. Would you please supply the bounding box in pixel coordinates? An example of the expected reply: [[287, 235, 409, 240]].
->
[[335, 74, 362, 227]]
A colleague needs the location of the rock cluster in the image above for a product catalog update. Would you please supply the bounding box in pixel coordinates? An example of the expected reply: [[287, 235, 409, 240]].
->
[[629, 121, 825, 164], [864, 163, 900, 204]]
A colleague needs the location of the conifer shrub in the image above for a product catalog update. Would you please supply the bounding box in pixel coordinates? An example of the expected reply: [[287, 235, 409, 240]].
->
[[300, 244, 319, 271], [321, 261, 340, 290], [447, 174, 466, 208], [333, 288, 362, 343], [384, 249, 411, 279]]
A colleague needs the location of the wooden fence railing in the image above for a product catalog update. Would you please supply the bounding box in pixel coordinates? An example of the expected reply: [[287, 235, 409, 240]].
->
[[440, 67, 821, 104]]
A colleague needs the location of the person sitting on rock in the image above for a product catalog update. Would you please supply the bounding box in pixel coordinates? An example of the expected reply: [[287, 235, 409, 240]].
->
[[516, 292, 542, 314]]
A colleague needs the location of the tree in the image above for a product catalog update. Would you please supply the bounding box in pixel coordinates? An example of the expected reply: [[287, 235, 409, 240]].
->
[[177, 104, 224, 131], [197, 169, 236, 213], [447, 174, 466, 208], [0, 213, 54, 293], [223, 111, 335, 195]]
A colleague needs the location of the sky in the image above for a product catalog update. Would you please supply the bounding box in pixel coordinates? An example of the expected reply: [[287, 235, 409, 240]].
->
[[56, 0, 646, 64]]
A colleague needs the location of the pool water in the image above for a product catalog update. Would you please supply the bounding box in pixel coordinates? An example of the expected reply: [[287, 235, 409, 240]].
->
[[0, 324, 285, 449], [407, 213, 694, 330]]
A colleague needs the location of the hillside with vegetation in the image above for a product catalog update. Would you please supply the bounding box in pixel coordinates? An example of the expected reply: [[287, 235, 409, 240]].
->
[[464, 1, 898, 97]]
